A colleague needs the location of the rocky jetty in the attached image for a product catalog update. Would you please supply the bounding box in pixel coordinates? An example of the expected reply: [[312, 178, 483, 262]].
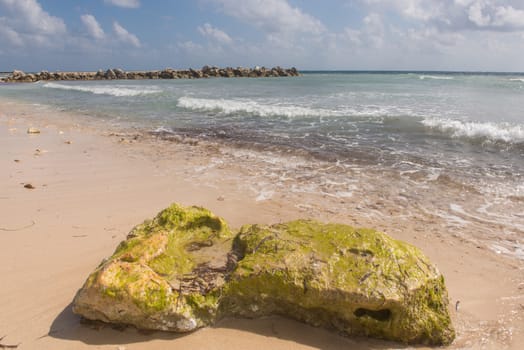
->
[[72, 203, 455, 345], [0, 66, 299, 83]]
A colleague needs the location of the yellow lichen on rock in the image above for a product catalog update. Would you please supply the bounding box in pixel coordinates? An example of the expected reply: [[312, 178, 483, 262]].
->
[[72, 204, 455, 345], [73, 203, 233, 332], [221, 220, 455, 345]]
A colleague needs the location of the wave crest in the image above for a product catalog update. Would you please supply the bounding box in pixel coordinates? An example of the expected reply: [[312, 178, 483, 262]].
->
[[177, 96, 424, 119], [419, 75, 454, 80], [43, 82, 161, 97], [422, 118, 524, 144], [177, 96, 338, 117]]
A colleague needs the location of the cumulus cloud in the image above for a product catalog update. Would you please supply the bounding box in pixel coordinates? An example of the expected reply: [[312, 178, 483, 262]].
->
[[198, 23, 233, 45], [178, 40, 204, 52], [0, 0, 66, 47], [113, 21, 141, 47], [81, 14, 105, 40], [338, 12, 387, 50], [451, 0, 524, 30], [478, 2, 524, 29], [211, 0, 325, 35], [364, 0, 524, 31], [0, 22, 24, 46], [104, 0, 140, 9], [363, 0, 441, 21]]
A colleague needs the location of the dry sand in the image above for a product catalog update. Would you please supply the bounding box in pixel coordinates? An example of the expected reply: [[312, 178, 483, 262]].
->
[[1, 100, 523, 349]]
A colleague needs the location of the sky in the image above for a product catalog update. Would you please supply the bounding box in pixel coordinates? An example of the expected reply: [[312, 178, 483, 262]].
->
[[1, 0, 524, 72]]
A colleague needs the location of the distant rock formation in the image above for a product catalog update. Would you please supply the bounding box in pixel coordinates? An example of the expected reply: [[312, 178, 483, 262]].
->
[[0, 66, 300, 83], [72, 203, 455, 345]]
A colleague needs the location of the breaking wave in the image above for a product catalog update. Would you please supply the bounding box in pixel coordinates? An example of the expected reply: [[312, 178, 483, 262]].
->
[[177, 96, 337, 117], [177, 96, 423, 119], [419, 75, 454, 80], [42, 82, 162, 97], [422, 118, 524, 144]]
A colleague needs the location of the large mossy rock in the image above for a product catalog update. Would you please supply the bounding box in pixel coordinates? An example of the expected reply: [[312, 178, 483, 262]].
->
[[221, 221, 455, 345], [73, 203, 455, 345]]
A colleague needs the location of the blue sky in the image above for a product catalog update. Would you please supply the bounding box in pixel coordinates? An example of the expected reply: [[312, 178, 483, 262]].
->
[[1, 0, 524, 71]]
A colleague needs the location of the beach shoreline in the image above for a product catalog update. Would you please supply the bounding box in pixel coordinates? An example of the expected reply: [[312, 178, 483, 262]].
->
[[1, 98, 523, 349]]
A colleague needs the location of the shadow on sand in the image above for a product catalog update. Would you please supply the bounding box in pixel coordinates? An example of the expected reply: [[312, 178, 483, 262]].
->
[[48, 303, 412, 349]]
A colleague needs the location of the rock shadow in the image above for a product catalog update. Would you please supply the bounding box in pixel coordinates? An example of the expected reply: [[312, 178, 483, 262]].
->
[[48, 303, 412, 349], [47, 302, 182, 346], [212, 316, 411, 350]]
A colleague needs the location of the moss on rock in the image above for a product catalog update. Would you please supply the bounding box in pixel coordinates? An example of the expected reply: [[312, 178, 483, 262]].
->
[[220, 220, 455, 345], [73, 204, 454, 345], [73, 203, 233, 332]]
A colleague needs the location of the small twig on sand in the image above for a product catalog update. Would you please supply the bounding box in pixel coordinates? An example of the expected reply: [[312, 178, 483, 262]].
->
[[0, 220, 35, 231], [35, 329, 59, 340], [72, 235, 88, 238], [0, 335, 20, 349]]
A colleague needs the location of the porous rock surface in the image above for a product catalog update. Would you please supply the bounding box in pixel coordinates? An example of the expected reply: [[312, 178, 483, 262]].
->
[[73, 204, 234, 332], [73, 203, 455, 345]]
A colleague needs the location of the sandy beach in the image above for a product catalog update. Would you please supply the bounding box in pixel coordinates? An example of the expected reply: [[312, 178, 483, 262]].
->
[[1, 98, 523, 349]]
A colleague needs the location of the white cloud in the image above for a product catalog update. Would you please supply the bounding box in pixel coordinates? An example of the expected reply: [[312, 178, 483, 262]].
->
[[0, 0, 66, 37], [365, 0, 524, 31], [339, 13, 386, 49], [211, 0, 325, 35], [113, 21, 141, 47], [362, 13, 385, 47], [363, 0, 442, 21], [407, 27, 465, 50], [198, 23, 233, 45], [0, 21, 23, 46], [81, 14, 105, 40], [104, 0, 140, 9], [178, 40, 204, 52], [468, 1, 492, 26], [492, 4, 524, 28]]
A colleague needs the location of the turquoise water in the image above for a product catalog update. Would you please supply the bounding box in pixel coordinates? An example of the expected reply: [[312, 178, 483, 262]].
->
[[1, 72, 523, 178], [1, 72, 523, 258]]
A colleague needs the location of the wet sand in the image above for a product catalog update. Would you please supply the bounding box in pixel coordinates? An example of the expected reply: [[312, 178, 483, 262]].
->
[[0, 99, 523, 349]]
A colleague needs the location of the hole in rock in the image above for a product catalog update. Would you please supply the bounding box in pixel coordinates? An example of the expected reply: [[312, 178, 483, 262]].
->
[[354, 308, 392, 322], [349, 248, 374, 257]]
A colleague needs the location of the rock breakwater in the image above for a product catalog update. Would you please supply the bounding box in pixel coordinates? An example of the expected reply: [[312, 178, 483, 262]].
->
[[0, 66, 299, 83]]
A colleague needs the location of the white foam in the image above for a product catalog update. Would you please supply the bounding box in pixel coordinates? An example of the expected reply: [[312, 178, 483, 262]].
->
[[436, 210, 470, 226], [177, 96, 338, 118], [177, 96, 424, 119], [43, 82, 161, 97], [152, 126, 172, 133], [419, 75, 454, 80], [255, 189, 275, 201], [422, 118, 524, 143], [450, 203, 524, 232], [509, 78, 524, 83], [490, 242, 524, 260]]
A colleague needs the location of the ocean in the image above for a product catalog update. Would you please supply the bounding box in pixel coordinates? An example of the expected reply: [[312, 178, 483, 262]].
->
[[1, 71, 523, 259]]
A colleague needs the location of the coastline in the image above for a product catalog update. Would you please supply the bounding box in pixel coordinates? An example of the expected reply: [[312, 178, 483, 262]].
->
[[0, 98, 523, 349]]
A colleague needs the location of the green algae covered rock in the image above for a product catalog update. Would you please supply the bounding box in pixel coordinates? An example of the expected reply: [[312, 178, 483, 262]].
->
[[73, 204, 455, 345], [72, 203, 234, 332], [221, 220, 455, 345]]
